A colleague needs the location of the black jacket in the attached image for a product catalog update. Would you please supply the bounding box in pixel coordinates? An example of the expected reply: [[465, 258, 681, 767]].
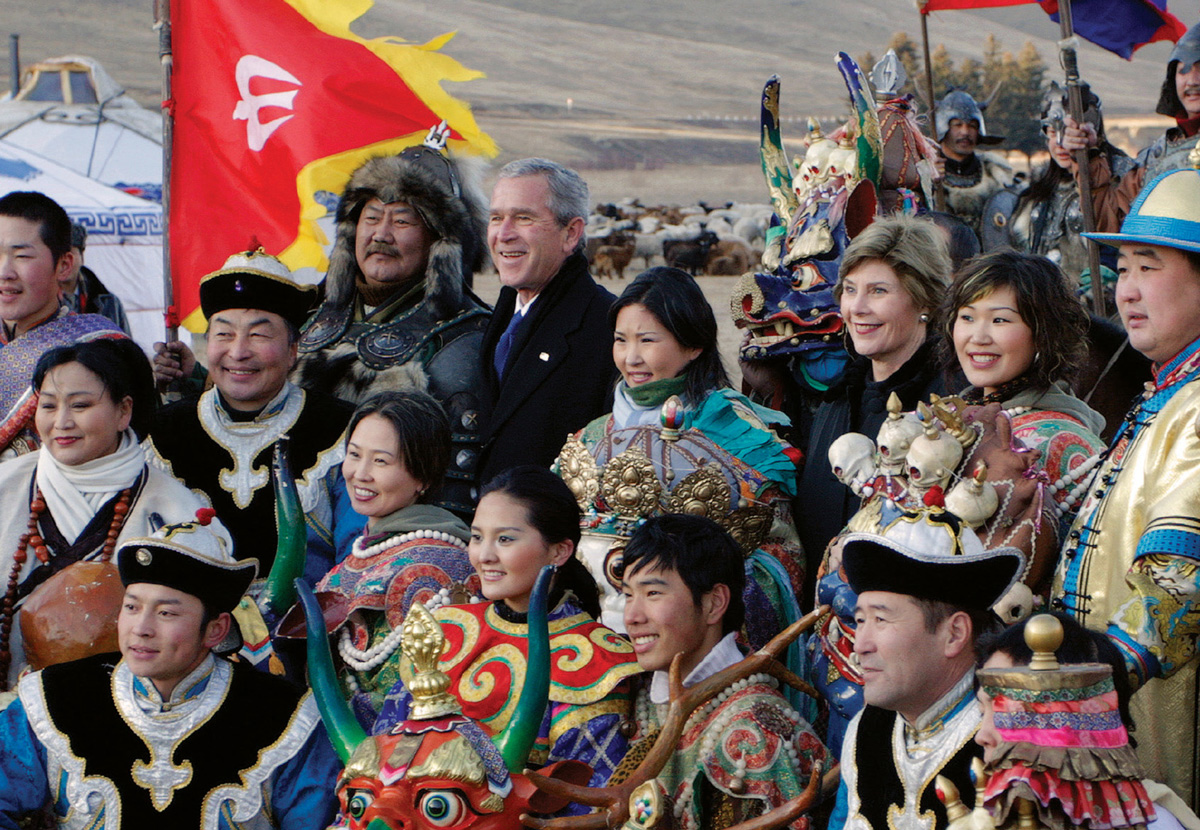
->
[[796, 339, 945, 580], [477, 252, 617, 484]]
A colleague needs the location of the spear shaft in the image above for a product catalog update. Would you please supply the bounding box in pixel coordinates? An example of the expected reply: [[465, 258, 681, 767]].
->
[[1056, 0, 1107, 316]]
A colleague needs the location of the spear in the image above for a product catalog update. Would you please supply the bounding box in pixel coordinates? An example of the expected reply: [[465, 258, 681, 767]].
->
[[916, 0, 947, 211], [1054, 0, 1107, 317], [154, 0, 177, 344]]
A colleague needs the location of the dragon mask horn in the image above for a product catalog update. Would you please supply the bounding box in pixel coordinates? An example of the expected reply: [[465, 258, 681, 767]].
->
[[297, 578, 367, 763], [493, 564, 554, 773]]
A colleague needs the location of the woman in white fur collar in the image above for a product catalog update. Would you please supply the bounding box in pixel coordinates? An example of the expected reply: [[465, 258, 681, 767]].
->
[[0, 338, 231, 689]]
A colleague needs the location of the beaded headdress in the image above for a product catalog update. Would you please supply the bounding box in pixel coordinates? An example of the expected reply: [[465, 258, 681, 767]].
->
[[558, 396, 783, 557], [971, 615, 1155, 830]]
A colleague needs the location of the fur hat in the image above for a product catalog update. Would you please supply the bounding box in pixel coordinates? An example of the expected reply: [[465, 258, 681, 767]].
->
[[325, 143, 487, 320]]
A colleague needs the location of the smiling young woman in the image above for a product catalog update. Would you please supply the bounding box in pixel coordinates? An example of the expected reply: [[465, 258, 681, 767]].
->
[[940, 251, 1105, 589], [372, 466, 639, 804], [0, 338, 230, 689], [311, 390, 478, 715]]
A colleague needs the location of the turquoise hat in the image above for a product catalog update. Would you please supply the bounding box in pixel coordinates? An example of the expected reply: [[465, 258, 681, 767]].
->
[[1084, 162, 1200, 254]]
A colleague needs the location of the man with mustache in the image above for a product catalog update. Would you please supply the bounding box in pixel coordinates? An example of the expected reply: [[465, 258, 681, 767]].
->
[[156, 129, 489, 519], [1061, 22, 1200, 232], [291, 131, 490, 519], [936, 89, 1014, 241]]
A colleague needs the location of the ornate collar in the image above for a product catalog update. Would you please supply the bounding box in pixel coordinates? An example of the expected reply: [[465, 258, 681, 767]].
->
[[904, 668, 975, 744], [130, 653, 219, 712], [114, 655, 233, 810], [198, 382, 305, 508]]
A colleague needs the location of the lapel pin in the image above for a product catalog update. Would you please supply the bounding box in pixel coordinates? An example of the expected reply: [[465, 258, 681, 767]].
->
[[539, 352, 550, 361]]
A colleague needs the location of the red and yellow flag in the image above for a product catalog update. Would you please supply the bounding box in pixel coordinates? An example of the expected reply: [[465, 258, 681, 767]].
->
[[170, 0, 497, 332]]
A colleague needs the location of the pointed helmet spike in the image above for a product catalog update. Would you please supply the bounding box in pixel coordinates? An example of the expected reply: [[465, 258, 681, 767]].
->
[[403, 602, 461, 720]]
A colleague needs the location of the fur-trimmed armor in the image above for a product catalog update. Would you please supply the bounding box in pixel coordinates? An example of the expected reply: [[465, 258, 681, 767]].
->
[[294, 148, 491, 518]]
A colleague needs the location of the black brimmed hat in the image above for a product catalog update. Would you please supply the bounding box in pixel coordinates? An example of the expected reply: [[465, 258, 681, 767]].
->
[[200, 249, 316, 329], [842, 510, 1023, 611], [117, 520, 257, 613]]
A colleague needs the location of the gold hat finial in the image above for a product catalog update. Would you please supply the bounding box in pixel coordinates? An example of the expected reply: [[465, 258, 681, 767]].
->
[[402, 602, 461, 719], [1024, 613, 1063, 671]]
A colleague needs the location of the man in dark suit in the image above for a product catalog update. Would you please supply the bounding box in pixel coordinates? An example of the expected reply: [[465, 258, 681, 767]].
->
[[477, 158, 617, 484]]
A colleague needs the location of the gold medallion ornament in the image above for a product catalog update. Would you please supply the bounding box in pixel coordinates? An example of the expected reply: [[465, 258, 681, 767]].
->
[[601, 448, 662, 518], [136, 548, 153, 565], [558, 434, 600, 513]]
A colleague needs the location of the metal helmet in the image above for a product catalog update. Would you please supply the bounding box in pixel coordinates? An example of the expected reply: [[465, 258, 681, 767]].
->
[[871, 49, 907, 99], [1157, 20, 1200, 118], [1040, 81, 1104, 138], [935, 89, 1004, 146]]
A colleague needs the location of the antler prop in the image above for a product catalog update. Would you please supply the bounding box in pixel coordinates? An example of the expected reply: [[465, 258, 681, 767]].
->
[[521, 605, 829, 830], [723, 765, 826, 830]]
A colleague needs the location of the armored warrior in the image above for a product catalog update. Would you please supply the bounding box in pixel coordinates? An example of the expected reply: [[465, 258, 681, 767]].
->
[[292, 125, 490, 517], [985, 83, 1133, 281], [936, 89, 1014, 240], [1064, 22, 1200, 233], [0, 520, 340, 828]]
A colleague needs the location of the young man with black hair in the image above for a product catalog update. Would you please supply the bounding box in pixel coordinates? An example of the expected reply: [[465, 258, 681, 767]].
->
[[0, 520, 340, 828], [620, 514, 828, 830], [0, 191, 123, 457]]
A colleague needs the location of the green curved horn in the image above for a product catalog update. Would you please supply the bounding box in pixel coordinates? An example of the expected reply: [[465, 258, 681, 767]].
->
[[836, 52, 883, 186], [296, 578, 367, 763], [259, 437, 306, 616], [493, 565, 553, 773]]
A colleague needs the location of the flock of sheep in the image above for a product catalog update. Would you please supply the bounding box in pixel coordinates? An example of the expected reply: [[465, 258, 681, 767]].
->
[[582, 199, 775, 279]]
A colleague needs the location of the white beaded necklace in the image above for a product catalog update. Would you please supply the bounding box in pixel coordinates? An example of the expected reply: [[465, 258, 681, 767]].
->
[[351, 528, 468, 560], [338, 624, 404, 672]]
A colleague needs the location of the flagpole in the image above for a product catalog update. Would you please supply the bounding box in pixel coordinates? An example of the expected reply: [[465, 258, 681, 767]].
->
[[155, 0, 177, 344], [1055, 0, 1106, 317], [918, 0, 946, 211]]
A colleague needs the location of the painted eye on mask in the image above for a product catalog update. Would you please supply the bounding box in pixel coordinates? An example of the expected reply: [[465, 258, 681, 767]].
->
[[604, 545, 625, 590], [419, 789, 468, 827], [346, 788, 374, 821]]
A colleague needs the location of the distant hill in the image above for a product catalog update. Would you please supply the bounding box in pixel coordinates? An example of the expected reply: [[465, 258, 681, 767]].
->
[[0, 0, 1180, 202]]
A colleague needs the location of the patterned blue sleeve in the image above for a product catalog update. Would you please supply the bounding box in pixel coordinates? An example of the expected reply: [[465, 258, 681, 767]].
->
[[0, 697, 51, 828], [270, 722, 342, 830], [548, 710, 628, 787], [372, 682, 413, 736]]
